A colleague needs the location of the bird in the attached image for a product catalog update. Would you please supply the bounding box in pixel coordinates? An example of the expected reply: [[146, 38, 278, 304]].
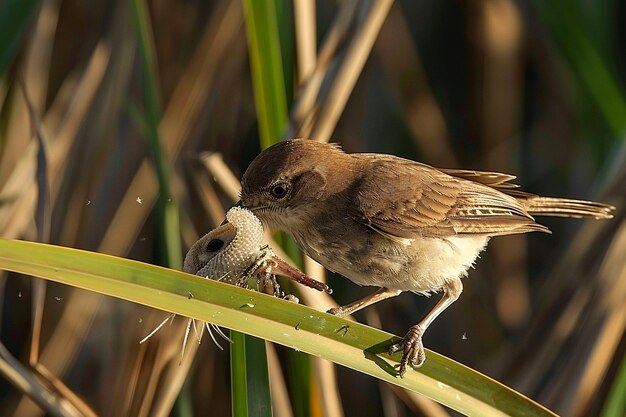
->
[[238, 138, 615, 376]]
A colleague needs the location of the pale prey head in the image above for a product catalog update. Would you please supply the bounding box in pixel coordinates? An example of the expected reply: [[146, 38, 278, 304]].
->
[[183, 206, 331, 294], [183, 206, 265, 283], [149, 207, 266, 357], [145, 207, 329, 359]]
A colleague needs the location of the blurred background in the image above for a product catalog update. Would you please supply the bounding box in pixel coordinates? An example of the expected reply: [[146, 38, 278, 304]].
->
[[0, 0, 624, 416]]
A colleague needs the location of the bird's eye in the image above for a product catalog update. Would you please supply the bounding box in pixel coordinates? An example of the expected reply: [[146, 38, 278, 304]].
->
[[269, 181, 290, 199], [206, 238, 224, 252]]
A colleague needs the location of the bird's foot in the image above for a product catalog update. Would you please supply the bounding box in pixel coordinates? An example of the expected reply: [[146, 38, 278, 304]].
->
[[389, 325, 425, 377]]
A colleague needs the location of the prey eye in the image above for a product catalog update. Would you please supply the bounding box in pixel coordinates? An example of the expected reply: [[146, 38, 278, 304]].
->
[[269, 181, 290, 199], [206, 239, 224, 252]]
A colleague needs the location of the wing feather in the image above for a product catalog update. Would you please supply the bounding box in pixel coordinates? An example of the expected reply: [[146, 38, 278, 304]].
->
[[351, 155, 543, 239]]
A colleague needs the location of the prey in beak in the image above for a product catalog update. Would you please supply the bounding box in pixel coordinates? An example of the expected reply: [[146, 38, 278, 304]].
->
[[141, 206, 331, 362]]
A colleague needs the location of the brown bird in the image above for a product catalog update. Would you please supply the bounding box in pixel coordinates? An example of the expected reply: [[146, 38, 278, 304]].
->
[[238, 138, 614, 376]]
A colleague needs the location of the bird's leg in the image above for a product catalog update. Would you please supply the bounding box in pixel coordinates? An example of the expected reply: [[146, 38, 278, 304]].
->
[[327, 287, 402, 317], [389, 278, 463, 377]]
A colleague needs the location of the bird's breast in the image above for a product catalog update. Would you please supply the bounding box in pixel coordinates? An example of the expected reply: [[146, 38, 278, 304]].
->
[[290, 218, 489, 294]]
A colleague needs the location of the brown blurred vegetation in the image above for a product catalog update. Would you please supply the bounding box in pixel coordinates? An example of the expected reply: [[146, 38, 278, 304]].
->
[[0, 0, 624, 416]]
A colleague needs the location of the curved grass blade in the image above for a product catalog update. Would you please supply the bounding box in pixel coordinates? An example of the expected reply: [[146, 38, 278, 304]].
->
[[0, 239, 557, 417]]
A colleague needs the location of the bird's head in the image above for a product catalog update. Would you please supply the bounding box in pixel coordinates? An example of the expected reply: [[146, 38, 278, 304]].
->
[[239, 139, 354, 231]]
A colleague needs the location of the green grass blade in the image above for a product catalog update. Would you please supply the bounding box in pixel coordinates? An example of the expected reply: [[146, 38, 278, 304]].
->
[[532, 0, 626, 138], [242, 0, 292, 412], [230, 331, 250, 416], [0, 239, 557, 417], [285, 350, 311, 417], [243, 0, 289, 148], [601, 352, 626, 417], [130, 0, 182, 269], [276, 232, 311, 417], [231, 331, 273, 417], [246, 336, 272, 416], [0, 0, 41, 75], [175, 380, 194, 417], [274, 0, 294, 107]]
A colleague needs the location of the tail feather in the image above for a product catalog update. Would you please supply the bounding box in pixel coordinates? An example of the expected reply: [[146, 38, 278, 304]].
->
[[520, 196, 614, 219]]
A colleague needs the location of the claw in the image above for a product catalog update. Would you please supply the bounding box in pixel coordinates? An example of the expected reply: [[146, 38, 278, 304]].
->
[[389, 325, 426, 377]]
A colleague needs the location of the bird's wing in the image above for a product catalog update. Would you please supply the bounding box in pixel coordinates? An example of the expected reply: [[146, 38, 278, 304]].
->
[[440, 167, 615, 219], [439, 167, 544, 201], [438, 168, 519, 189], [350, 155, 549, 239]]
